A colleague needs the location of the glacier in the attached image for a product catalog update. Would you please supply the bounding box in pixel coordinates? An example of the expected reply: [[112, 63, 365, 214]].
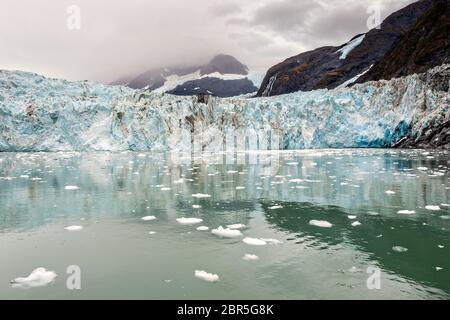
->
[[0, 65, 448, 152]]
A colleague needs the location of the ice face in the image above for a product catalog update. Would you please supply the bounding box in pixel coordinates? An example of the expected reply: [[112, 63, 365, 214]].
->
[[0, 65, 448, 152]]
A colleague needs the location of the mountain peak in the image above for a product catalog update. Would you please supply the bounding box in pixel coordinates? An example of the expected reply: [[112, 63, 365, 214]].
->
[[200, 54, 249, 76]]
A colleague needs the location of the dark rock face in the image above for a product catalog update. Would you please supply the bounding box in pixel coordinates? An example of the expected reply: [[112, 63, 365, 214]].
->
[[357, 0, 450, 83], [257, 0, 435, 97], [168, 77, 257, 97], [199, 54, 249, 76]]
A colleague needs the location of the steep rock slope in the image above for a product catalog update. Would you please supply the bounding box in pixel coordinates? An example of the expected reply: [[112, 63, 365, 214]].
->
[[0, 65, 448, 151], [256, 0, 435, 96]]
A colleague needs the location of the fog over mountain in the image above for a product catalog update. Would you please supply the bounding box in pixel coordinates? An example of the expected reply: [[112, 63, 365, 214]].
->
[[0, 0, 416, 83]]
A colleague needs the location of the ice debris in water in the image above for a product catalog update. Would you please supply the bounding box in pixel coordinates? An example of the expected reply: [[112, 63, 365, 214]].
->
[[226, 224, 246, 230], [309, 220, 333, 228], [417, 167, 428, 171], [243, 237, 267, 246], [438, 245, 444, 249], [192, 205, 202, 209], [211, 226, 243, 238], [425, 205, 441, 211], [141, 216, 157, 221], [64, 185, 79, 190], [176, 217, 203, 225], [368, 212, 379, 216], [196, 226, 209, 231], [192, 193, 211, 199], [11, 268, 57, 288], [235, 186, 246, 190], [397, 210, 415, 215], [64, 225, 83, 231], [385, 190, 396, 195], [261, 238, 283, 245], [148, 231, 157, 235], [392, 246, 408, 253], [348, 215, 357, 220], [195, 270, 219, 282], [268, 205, 283, 210], [351, 221, 362, 227], [436, 267, 443, 271], [243, 254, 259, 261]]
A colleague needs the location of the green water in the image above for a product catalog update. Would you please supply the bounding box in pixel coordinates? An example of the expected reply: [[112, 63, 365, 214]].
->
[[0, 149, 449, 300]]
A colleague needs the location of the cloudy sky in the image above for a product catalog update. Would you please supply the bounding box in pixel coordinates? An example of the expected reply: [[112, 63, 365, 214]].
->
[[0, 0, 416, 82]]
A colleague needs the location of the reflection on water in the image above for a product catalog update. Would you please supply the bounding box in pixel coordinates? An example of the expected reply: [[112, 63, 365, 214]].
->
[[0, 149, 449, 299]]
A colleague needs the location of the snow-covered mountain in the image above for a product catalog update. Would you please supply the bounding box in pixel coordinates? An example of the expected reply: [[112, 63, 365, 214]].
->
[[112, 54, 262, 97], [1, 64, 448, 151], [257, 0, 447, 96]]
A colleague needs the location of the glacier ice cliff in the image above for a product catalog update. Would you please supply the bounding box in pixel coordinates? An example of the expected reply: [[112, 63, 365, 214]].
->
[[0, 65, 448, 152]]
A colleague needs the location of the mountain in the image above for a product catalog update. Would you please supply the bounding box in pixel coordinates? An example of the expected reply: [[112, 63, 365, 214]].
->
[[257, 0, 439, 97], [112, 54, 259, 97], [1, 64, 448, 151], [356, 0, 450, 83]]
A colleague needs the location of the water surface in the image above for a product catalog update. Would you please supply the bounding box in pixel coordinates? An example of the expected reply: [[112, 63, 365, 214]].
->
[[0, 149, 449, 299]]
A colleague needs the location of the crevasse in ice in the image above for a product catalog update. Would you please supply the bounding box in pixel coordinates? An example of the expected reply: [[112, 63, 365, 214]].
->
[[0, 65, 448, 152]]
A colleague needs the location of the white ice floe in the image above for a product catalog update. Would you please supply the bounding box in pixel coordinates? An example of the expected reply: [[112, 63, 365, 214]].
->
[[141, 216, 157, 221], [11, 268, 57, 288], [385, 190, 396, 195], [236, 186, 246, 190], [64, 225, 83, 231], [192, 205, 202, 209], [309, 220, 333, 228], [148, 231, 156, 235], [436, 267, 443, 271], [176, 217, 203, 225], [440, 215, 450, 220], [397, 210, 415, 215], [211, 226, 243, 238], [351, 221, 362, 227], [243, 254, 259, 261], [192, 193, 211, 198], [161, 187, 171, 191], [64, 185, 79, 190], [368, 212, 379, 216], [425, 205, 441, 211], [417, 167, 428, 171], [392, 246, 408, 253], [348, 215, 357, 220], [226, 224, 246, 230], [441, 204, 450, 207], [438, 245, 444, 249], [195, 270, 219, 282], [268, 205, 283, 210], [261, 238, 283, 245], [196, 226, 209, 231], [243, 237, 267, 246]]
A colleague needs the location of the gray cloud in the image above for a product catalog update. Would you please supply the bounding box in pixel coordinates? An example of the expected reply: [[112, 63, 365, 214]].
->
[[0, 0, 418, 82]]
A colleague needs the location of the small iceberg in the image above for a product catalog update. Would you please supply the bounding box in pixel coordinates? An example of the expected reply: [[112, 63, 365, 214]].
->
[[268, 205, 283, 210], [243, 237, 267, 246], [397, 210, 415, 215], [211, 226, 243, 238], [385, 190, 396, 195], [176, 217, 203, 225], [243, 254, 259, 261], [64, 225, 83, 231], [192, 193, 211, 199], [196, 226, 209, 231], [194, 270, 219, 282], [425, 205, 441, 211], [392, 246, 408, 253], [226, 224, 246, 230], [11, 268, 57, 289], [348, 215, 357, 220], [141, 216, 157, 221], [64, 185, 79, 190], [236, 186, 246, 190], [351, 221, 361, 227], [192, 205, 202, 209], [309, 220, 333, 228], [261, 238, 283, 245]]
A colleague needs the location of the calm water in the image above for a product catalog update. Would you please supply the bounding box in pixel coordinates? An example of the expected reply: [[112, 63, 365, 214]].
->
[[0, 149, 449, 300]]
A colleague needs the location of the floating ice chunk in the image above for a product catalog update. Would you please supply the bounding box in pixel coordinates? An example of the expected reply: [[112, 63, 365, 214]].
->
[[385, 190, 396, 195], [142, 216, 157, 221], [236, 186, 246, 190], [148, 231, 156, 235], [195, 270, 219, 282], [64, 225, 83, 231], [368, 212, 379, 216], [348, 215, 357, 220], [441, 204, 450, 207], [309, 220, 333, 228], [161, 187, 171, 191], [64, 185, 79, 190], [192, 193, 211, 198], [392, 246, 408, 253], [261, 238, 283, 245], [417, 167, 428, 171], [196, 226, 209, 231], [20, 175, 29, 178], [211, 226, 243, 238], [176, 217, 203, 225], [351, 221, 362, 227], [226, 224, 246, 230], [11, 268, 57, 288], [243, 237, 267, 246], [440, 215, 450, 220], [438, 245, 444, 249], [436, 267, 443, 271], [268, 205, 283, 210], [425, 205, 441, 211], [289, 179, 304, 183], [348, 266, 362, 273], [243, 254, 259, 261], [192, 205, 202, 209], [397, 210, 415, 215]]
